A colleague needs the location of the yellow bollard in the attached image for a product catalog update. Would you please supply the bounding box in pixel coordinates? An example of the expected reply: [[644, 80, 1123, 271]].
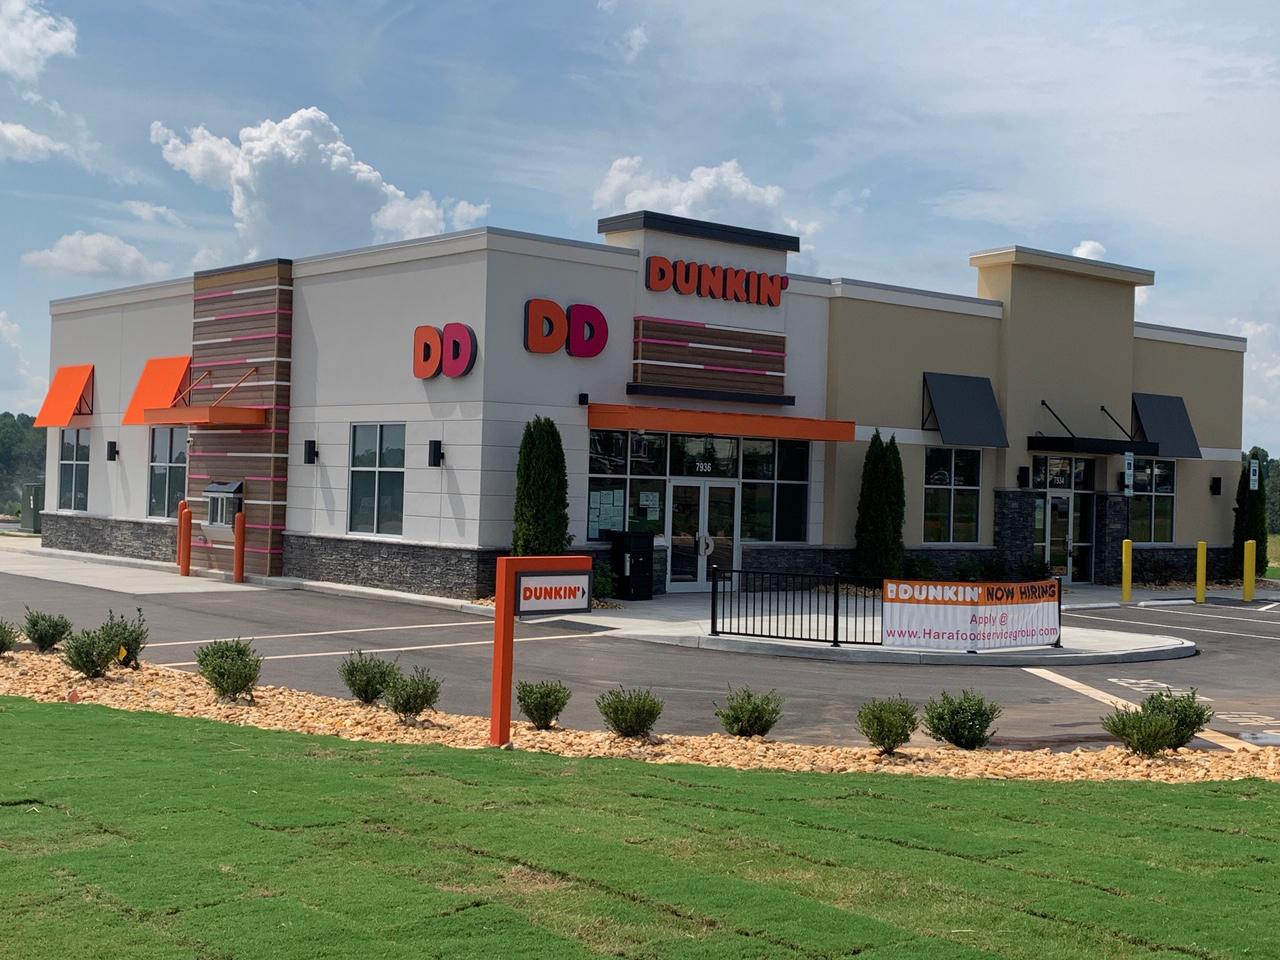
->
[[1196, 541, 1206, 604], [1122, 539, 1132, 602], [1244, 539, 1256, 602]]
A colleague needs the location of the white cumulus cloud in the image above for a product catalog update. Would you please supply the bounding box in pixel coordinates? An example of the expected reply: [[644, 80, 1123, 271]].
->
[[150, 107, 489, 259], [0, 0, 76, 84], [621, 25, 648, 63], [21, 232, 173, 281], [0, 120, 67, 161], [123, 200, 185, 227], [593, 156, 818, 252], [1072, 239, 1107, 260]]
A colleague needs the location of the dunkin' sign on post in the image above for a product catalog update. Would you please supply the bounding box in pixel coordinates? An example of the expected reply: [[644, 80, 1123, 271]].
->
[[515, 571, 593, 615], [882, 580, 1061, 651]]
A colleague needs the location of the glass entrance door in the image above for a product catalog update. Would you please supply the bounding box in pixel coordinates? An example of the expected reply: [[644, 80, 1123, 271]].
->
[[667, 482, 738, 592], [1048, 494, 1070, 578]]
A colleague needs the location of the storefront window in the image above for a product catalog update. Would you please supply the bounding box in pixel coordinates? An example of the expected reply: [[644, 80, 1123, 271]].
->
[[148, 426, 188, 518], [589, 430, 628, 475], [627, 478, 665, 536], [923, 447, 979, 543], [588, 477, 626, 540], [740, 482, 774, 540], [59, 428, 90, 512], [669, 434, 738, 477], [349, 423, 405, 535], [629, 432, 666, 476], [1129, 458, 1175, 543]]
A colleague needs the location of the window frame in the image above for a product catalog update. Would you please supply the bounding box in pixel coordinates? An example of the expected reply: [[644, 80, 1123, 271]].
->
[[348, 423, 406, 537], [58, 427, 90, 512], [922, 447, 980, 544], [1128, 458, 1176, 544], [147, 426, 188, 519]]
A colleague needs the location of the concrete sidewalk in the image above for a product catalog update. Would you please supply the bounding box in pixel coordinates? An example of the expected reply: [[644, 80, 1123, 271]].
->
[[6, 532, 1277, 665]]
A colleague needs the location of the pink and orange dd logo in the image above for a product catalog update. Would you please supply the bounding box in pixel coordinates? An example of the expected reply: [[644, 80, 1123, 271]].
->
[[414, 323, 477, 379], [524, 299, 609, 357]]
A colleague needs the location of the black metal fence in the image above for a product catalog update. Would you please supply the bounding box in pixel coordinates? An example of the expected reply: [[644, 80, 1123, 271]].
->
[[709, 566, 883, 646]]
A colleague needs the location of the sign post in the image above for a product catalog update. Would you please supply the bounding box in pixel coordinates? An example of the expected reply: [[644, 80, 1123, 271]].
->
[[490, 555, 593, 746], [1250, 458, 1259, 492]]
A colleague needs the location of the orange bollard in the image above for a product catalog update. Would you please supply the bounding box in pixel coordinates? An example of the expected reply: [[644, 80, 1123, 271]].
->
[[233, 511, 245, 583], [175, 500, 188, 566], [178, 508, 192, 577]]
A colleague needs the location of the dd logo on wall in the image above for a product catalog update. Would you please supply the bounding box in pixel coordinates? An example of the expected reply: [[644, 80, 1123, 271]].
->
[[414, 323, 477, 379], [524, 299, 609, 357]]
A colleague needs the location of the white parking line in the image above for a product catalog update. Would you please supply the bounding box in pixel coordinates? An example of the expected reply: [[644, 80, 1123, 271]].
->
[[161, 632, 594, 667], [1065, 612, 1279, 642], [1022, 667, 1258, 753], [1261, 602, 1278, 612], [146, 620, 484, 648], [1120, 606, 1280, 625]]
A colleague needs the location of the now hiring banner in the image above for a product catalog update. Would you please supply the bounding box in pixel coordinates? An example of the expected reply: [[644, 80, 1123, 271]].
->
[[882, 580, 1061, 651]]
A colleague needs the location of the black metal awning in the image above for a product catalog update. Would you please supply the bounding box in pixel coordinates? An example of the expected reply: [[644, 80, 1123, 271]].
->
[[922, 372, 1009, 448], [1132, 393, 1202, 459], [1026, 435, 1158, 456]]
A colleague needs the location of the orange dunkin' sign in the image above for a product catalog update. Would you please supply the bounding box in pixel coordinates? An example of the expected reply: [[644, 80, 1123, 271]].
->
[[414, 323, 478, 379], [645, 255, 788, 307], [524, 299, 609, 358]]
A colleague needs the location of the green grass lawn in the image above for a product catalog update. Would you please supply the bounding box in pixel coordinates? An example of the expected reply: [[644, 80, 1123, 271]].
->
[[3, 697, 1278, 959], [1267, 533, 1279, 579]]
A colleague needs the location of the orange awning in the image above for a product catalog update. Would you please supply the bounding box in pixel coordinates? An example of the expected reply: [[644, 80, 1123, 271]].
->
[[143, 406, 266, 426], [123, 356, 191, 426], [588, 403, 855, 442], [34, 364, 94, 427]]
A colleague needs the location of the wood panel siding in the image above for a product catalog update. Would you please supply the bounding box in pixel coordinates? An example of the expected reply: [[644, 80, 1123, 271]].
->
[[186, 259, 292, 576], [631, 316, 788, 402]]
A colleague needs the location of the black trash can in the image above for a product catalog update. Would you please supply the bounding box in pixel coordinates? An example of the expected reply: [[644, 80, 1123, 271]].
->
[[608, 530, 654, 601]]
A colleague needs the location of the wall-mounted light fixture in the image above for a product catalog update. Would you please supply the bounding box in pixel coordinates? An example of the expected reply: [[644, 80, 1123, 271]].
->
[[106, 440, 119, 462], [303, 439, 319, 464], [578, 392, 589, 406], [1016, 466, 1030, 488], [428, 439, 444, 467], [1210, 476, 1222, 496]]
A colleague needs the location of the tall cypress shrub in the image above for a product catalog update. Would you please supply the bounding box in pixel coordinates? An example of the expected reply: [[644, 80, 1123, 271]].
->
[[854, 429, 904, 580], [512, 416, 572, 556], [1233, 446, 1268, 575]]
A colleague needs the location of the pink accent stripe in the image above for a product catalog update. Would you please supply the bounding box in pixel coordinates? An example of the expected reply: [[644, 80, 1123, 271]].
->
[[188, 474, 210, 480], [703, 364, 777, 376], [242, 476, 285, 482], [191, 358, 288, 368], [246, 523, 286, 530], [636, 314, 706, 329], [633, 335, 787, 357], [211, 309, 293, 321], [245, 547, 284, 555]]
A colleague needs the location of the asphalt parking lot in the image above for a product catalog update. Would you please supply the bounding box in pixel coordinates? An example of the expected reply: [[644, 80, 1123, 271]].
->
[[5, 558, 1280, 751]]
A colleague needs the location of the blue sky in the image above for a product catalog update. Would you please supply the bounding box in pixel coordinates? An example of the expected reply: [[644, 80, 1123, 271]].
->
[[2, 1, 1278, 452]]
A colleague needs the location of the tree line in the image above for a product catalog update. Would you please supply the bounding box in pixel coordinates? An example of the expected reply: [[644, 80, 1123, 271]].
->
[[0, 412, 46, 517]]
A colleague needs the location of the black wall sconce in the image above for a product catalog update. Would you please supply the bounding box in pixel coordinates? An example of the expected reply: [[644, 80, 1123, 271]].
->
[[428, 439, 444, 467], [106, 440, 119, 462], [578, 392, 589, 406], [1210, 476, 1222, 496], [1016, 466, 1030, 488], [303, 440, 319, 464]]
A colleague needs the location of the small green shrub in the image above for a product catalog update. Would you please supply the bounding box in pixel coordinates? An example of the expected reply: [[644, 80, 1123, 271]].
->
[[194, 639, 263, 701], [516, 679, 572, 730], [596, 686, 664, 738], [901, 554, 940, 580], [952, 555, 983, 582], [0, 619, 18, 656], [714, 685, 783, 737], [61, 628, 119, 679], [23, 607, 72, 653], [339, 650, 402, 705], [856, 695, 918, 755], [98, 608, 147, 669], [1102, 688, 1213, 757], [384, 666, 442, 723], [592, 561, 616, 602], [922, 689, 1002, 750]]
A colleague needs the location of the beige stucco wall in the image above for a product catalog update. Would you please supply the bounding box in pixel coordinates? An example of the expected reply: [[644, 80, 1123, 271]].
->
[[824, 294, 1001, 547]]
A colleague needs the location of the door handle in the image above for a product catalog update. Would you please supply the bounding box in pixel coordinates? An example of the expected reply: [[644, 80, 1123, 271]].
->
[[698, 535, 715, 557]]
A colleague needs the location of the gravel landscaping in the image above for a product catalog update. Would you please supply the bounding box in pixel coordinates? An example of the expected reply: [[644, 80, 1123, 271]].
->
[[4, 647, 1278, 783]]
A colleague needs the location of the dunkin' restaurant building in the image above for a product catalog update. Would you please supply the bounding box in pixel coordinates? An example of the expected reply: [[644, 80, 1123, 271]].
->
[[35, 211, 1245, 597]]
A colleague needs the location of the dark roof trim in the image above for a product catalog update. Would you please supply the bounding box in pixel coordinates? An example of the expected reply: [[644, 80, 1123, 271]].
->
[[922, 372, 1009, 448], [1132, 393, 1202, 459], [194, 257, 293, 280], [1028, 436, 1159, 456], [598, 210, 800, 253], [204, 481, 244, 495]]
